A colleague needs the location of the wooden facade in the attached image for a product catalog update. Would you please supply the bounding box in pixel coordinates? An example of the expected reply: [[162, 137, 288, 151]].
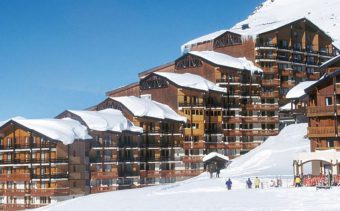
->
[[95, 97, 196, 186], [0, 121, 89, 210]]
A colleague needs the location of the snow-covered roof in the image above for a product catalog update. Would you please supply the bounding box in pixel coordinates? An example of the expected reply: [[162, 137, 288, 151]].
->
[[203, 152, 229, 162], [285, 81, 317, 99], [1, 118, 92, 145], [66, 109, 143, 133], [181, 29, 228, 52], [154, 72, 226, 93], [296, 149, 340, 164], [279, 103, 296, 111], [181, 0, 340, 52], [320, 55, 340, 70], [189, 51, 262, 73], [0, 116, 26, 128], [110, 96, 187, 122]]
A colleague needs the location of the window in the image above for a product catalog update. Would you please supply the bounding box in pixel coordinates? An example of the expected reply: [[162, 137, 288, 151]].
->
[[327, 139, 334, 148], [325, 97, 333, 106]]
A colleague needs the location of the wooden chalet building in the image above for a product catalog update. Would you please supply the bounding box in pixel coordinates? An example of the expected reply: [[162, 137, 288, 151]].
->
[[294, 55, 340, 177], [95, 96, 191, 186], [0, 118, 91, 210], [56, 109, 143, 193]]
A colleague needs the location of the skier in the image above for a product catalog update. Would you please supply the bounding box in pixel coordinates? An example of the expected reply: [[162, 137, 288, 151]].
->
[[246, 178, 252, 189], [255, 177, 260, 189], [226, 178, 232, 190]]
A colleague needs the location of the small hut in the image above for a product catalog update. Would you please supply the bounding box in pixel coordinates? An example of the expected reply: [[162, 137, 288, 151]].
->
[[203, 152, 230, 172]]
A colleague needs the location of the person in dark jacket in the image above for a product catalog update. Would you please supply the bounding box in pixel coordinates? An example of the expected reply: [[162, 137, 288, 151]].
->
[[216, 168, 220, 178], [226, 178, 232, 190], [246, 178, 252, 189]]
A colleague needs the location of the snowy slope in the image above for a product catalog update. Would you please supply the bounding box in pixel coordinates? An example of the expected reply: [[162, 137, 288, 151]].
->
[[37, 124, 317, 211], [182, 0, 340, 51]]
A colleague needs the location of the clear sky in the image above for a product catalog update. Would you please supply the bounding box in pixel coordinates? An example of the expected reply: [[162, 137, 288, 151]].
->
[[0, 0, 263, 120]]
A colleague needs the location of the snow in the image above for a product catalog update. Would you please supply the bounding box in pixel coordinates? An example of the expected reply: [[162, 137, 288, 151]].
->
[[66, 109, 143, 133], [154, 72, 226, 93], [4, 118, 92, 145], [285, 81, 317, 99], [202, 152, 229, 162], [320, 54, 340, 69], [110, 96, 187, 122], [182, 0, 340, 52], [36, 124, 319, 211], [0, 116, 26, 128], [279, 103, 295, 111], [189, 51, 263, 73]]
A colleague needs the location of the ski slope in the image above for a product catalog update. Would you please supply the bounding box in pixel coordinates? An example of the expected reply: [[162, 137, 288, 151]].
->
[[36, 123, 340, 211]]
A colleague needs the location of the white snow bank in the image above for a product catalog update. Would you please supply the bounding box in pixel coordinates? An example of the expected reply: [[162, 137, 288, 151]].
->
[[111, 96, 187, 122], [222, 123, 309, 177], [4, 118, 92, 145], [285, 81, 317, 99], [155, 72, 226, 93], [202, 152, 229, 162], [66, 109, 143, 133], [189, 51, 262, 73]]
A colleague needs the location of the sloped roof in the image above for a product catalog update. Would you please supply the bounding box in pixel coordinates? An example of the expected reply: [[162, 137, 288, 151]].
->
[[65, 109, 143, 133], [203, 152, 229, 162], [0, 118, 92, 145], [188, 51, 262, 73], [110, 96, 187, 122], [154, 72, 226, 93], [286, 81, 317, 99]]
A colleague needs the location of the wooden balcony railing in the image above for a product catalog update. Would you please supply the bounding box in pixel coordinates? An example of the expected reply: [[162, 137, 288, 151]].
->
[[181, 142, 205, 149], [180, 156, 203, 163], [91, 186, 118, 193], [262, 67, 278, 74], [242, 130, 279, 136], [281, 69, 293, 76], [260, 91, 279, 98], [226, 142, 242, 149], [30, 188, 70, 196], [242, 142, 261, 149], [0, 173, 30, 182], [308, 127, 336, 138], [308, 73, 320, 80], [245, 104, 278, 111], [140, 170, 160, 178], [281, 81, 295, 88], [91, 171, 118, 180], [205, 142, 226, 149], [295, 71, 307, 78], [242, 117, 278, 123], [1, 188, 30, 196], [262, 79, 280, 86], [224, 130, 242, 136], [307, 106, 334, 117]]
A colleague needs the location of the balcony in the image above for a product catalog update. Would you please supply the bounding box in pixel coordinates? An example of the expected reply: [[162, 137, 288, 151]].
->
[[307, 106, 334, 117], [91, 171, 118, 180], [242, 130, 279, 136], [295, 71, 307, 78], [180, 156, 203, 163], [1, 188, 30, 196], [184, 128, 203, 136], [245, 104, 278, 111], [30, 188, 70, 196], [281, 69, 293, 76], [226, 142, 242, 149], [224, 129, 242, 136], [308, 73, 320, 80], [260, 91, 279, 98], [0, 173, 30, 182], [32, 173, 68, 179], [140, 170, 160, 178], [224, 117, 242, 124], [262, 79, 280, 86], [205, 142, 226, 149], [243, 116, 278, 123], [181, 142, 205, 149], [178, 102, 204, 108], [91, 186, 118, 194], [262, 67, 278, 74], [308, 127, 336, 138], [281, 81, 295, 89]]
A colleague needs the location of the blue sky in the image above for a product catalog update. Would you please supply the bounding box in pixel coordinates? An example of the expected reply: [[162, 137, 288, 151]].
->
[[0, 0, 263, 120]]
